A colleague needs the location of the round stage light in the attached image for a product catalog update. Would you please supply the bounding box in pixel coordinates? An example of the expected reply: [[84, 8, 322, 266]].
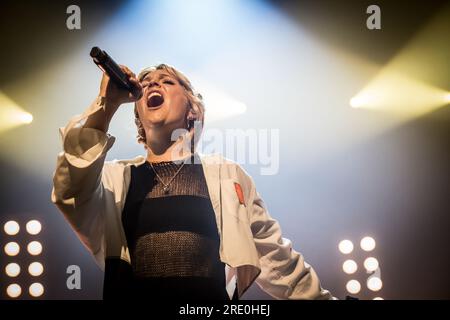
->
[[28, 262, 44, 277], [373, 297, 384, 300], [360, 236, 376, 251], [4, 242, 20, 256], [26, 220, 41, 235], [342, 260, 358, 274], [364, 257, 379, 272], [346, 279, 361, 294], [5, 263, 21, 277], [6, 284, 22, 298], [367, 277, 383, 291], [29, 283, 44, 297], [27, 241, 42, 255], [4, 220, 20, 235], [338, 240, 354, 254]]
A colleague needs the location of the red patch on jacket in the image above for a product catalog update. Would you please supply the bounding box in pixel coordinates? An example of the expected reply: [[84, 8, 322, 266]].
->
[[234, 182, 245, 206]]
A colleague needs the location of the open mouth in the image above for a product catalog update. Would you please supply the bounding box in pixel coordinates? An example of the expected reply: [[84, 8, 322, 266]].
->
[[147, 91, 164, 109]]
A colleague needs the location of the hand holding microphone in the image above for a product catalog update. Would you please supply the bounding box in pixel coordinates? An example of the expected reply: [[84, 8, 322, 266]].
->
[[90, 47, 143, 108]]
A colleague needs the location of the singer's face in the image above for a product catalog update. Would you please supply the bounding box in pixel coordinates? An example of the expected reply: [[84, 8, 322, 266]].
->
[[135, 69, 189, 134]]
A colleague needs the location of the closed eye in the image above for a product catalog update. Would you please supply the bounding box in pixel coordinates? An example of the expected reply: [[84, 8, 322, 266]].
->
[[140, 78, 175, 87]]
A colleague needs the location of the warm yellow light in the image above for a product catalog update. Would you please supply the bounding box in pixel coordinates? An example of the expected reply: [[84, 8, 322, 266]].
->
[[0, 91, 33, 132], [18, 112, 33, 124], [373, 297, 384, 300], [367, 276, 383, 291], [342, 260, 358, 274], [346, 279, 361, 294], [27, 241, 42, 255], [6, 284, 22, 298], [445, 93, 450, 103], [338, 240, 354, 254], [29, 283, 44, 297], [4, 242, 20, 256], [26, 220, 42, 235], [350, 5, 449, 119], [5, 263, 21, 277], [28, 262, 44, 276], [350, 94, 372, 108], [351, 71, 449, 116], [4, 220, 20, 235]]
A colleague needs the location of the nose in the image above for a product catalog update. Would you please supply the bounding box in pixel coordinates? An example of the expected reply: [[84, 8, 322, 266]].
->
[[149, 81, 161, 88]]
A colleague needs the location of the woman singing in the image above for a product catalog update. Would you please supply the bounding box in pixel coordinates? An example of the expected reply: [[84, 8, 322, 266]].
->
[[51, 63, 333, 300]]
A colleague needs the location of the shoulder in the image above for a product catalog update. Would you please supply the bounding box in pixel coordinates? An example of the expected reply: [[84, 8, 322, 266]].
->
[[100, 155, 146, 189], [102, 155, 146, 176], [104, 155, 146, 167], [199, 153, 255, 187], [199, 152, 240, 171]]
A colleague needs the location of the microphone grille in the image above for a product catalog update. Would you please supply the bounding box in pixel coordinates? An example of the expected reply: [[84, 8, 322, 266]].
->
[[90, 46, 103, 58]]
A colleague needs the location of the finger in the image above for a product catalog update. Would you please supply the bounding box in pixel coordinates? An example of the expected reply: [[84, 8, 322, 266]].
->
[[119, 64, 130, 72], [129, 77, 141, 88], [120, 65, 136, 79], [127, 91, 141, 102]]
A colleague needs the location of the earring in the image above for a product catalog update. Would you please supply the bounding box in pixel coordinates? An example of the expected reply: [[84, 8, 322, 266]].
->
[[187, 110, 196, 130], [188, 117, 195, 130]]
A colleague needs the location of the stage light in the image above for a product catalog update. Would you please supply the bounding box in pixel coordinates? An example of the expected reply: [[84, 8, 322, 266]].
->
[[18, 112, 33, 124], [4, 220, 20, 235], [190, 77, 248, 122], [5, 263, 21, 277], [373, 297, 384, 300], [6, 284, 22, 298], [26, 220, 42, 235], [350, 94, 371, 108], [27, 241, 42, 256], [346, 279, 361, 294], [349, 6, 449, 118], [338, 240, 354, 254], [28, 262, 44, 277], [367, 276, 383, 291], [360, 236, 376, 251], [4, 241, 20, 256], [342, 259, 358, 274], [445, 93, 450, 103], [364, 257, 379, 272], [29, 283, 44, 297], [0, 91, 33, 132]]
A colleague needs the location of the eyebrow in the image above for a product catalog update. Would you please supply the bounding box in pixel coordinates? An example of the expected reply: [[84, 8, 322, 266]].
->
[[142, 73, 173, 82]]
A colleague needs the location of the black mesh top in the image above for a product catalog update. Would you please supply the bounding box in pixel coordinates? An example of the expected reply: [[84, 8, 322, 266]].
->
[[121, 154, 229, 300]]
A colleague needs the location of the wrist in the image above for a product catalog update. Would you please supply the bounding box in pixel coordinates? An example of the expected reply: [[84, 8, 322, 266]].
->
[[97, 92, 120, 106], [101, 96, 121, 110]]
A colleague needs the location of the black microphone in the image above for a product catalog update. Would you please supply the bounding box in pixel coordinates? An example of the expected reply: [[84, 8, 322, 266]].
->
[[90, 46, 143, 99]]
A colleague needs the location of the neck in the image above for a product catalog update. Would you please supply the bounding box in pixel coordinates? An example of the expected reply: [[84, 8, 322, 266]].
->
[[146, 129, 192, 163]]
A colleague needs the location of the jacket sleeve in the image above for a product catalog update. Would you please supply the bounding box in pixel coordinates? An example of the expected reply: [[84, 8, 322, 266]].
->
[[51, 97, 116, 269], [245, 174, 335, 300]]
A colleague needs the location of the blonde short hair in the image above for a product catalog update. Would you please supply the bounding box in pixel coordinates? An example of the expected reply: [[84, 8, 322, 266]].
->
[[134, 64, 205, 144]]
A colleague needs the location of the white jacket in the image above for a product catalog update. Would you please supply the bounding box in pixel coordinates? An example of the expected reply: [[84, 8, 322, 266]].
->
[[51, 97, 333, 300]]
